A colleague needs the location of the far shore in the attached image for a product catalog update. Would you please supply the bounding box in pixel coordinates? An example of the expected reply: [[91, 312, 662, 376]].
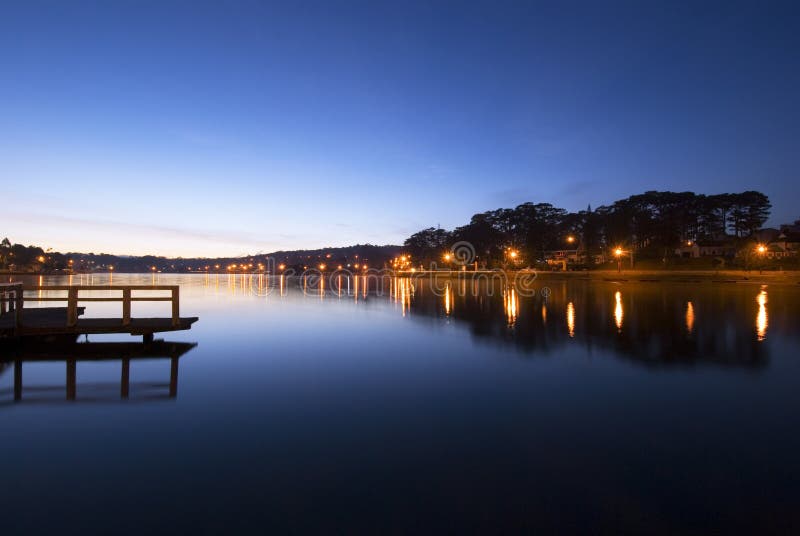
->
[[5, 268, 800, 285], [398, 269, 800, 285]]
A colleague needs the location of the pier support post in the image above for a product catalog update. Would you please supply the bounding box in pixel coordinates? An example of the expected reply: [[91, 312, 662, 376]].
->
[[10, 283, 24, 329], [121, 358, 130, 398], [122, 288, 131, 326], [171, 287, 180, 327], [67, 287, 79, 327], [66, 359, 76, 400], [169, 356, 179, 398], [143, 332, 154, 344], [13, 360, 22, 401]]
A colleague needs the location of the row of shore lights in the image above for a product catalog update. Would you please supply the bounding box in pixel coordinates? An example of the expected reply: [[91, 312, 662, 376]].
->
[[684, 241, 769, 255]]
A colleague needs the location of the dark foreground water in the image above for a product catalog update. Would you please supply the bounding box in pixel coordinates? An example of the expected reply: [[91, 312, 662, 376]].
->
[[2, 273, 799, 534]]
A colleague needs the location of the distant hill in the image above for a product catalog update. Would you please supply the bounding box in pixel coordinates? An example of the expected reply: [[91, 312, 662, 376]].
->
[[1, 238, 403, 273]]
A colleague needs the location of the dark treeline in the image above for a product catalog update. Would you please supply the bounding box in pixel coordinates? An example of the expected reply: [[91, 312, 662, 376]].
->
[[0, 238, 402, 273], [404, 190, 772, 266], [0, 238, 48, 270]]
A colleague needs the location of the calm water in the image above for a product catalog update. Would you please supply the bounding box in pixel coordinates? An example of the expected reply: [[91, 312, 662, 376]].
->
[[2, 273, 799, 534]]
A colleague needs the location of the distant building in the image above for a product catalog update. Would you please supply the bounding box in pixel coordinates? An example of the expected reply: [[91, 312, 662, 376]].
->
[[544, 249, 582, 264], [768, 230, 800, 258]]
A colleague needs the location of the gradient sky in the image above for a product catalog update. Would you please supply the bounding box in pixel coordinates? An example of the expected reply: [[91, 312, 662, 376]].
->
[[2, 1, 798, 256]]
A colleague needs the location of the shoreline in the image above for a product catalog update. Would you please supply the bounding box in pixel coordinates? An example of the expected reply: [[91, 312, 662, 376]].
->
[[398, 269, 800, 285], [5, 269, 800, 285]]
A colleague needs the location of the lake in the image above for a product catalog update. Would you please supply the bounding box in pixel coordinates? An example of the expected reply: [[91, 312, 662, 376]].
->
[[2, 273, 799, 534]]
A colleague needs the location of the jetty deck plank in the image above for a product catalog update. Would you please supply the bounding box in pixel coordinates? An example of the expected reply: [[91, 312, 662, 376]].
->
[[0, 307, 85, 331]]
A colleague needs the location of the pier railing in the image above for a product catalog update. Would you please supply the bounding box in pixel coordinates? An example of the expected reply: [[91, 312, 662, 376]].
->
[[0, 283, 24, 328], [3, 285, 180, 327]]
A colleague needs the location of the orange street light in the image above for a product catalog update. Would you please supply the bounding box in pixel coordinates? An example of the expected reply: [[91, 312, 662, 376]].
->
[[566, 236, 575, 244], [614, 248, 623, 273], [757, 244, 766, 254], [319, 263, 326, 270], [444, 253, 452, 261]]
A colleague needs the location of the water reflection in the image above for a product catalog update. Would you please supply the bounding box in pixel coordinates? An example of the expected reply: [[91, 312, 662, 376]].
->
[[504, 287, 518, 327], [566, 301, 575, 338], [756, 289, 768, 341], [0, 341, 196, 404], [391, 277, 413, 316], [394, 279, 791, 368]]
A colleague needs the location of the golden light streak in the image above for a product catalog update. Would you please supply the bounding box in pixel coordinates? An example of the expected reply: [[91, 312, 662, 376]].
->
[[566, 302, 575, 337], [614, 291, 623, 331], [686, 301, 695, 334], [504, 287, 518, 326], [756, 289, 768, 341]]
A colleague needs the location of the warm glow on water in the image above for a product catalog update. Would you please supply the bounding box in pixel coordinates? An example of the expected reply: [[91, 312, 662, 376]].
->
[[566, 301, 575, 337], [686, 301, 695, 334], [444, 282, 452, 316], [392, 277, 412, 316], [757, 289, 768, 341], [504, 287, 518, 326], [614, 291, 623, 331]]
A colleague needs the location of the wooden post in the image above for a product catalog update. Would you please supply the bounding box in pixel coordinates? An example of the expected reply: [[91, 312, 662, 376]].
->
[[169, 356, 179, 398], [66, 359, 76, 400], [121, 358, 130, 398], [171, 287, 180, 327], [13, 360, 22, 401], [14, 283, 23, 328], [122, 288, 131, 326], [67, 287, 79, 327]]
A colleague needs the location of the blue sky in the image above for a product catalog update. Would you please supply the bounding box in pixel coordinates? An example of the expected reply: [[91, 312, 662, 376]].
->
[[2, 1, 798, 256]]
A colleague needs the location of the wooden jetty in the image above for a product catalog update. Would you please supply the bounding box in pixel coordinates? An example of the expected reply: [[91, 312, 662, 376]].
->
[[1, 340, 196, 403], [0, 283, 198, 342]]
